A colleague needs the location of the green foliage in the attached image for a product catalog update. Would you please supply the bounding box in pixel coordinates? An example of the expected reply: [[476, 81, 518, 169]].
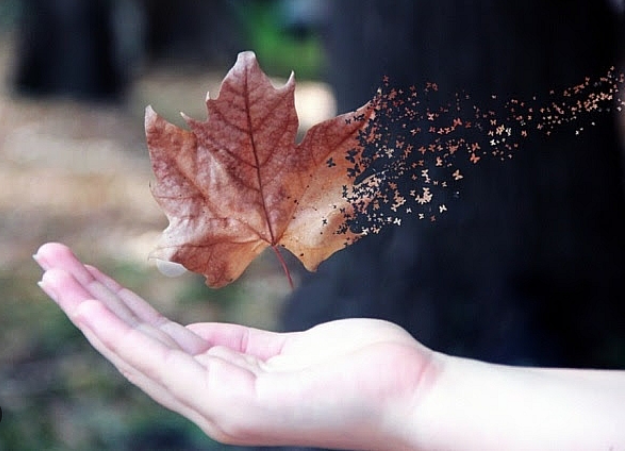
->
[[235, 0, 325, 79]]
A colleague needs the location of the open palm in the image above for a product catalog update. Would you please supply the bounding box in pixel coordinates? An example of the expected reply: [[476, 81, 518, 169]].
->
[[35, 243, 434, 450]]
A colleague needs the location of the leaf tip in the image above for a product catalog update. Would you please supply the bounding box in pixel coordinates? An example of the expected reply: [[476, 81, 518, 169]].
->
[[237, 50, 257, 63], [145, 105, 159, 128]]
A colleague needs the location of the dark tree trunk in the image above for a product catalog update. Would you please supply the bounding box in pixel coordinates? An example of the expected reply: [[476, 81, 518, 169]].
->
[[13, 0, 128, 101], [11, 0, 245, 102]]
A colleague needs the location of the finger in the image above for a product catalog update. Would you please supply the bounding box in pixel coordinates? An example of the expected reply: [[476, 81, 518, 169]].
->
[[188, 323, 290, 360], [37, 269, 180, 396], [35, 243, 208, 355], [60, 297, 213, 433], [39, 267, 129, 324], [75, 303, 276, 446], [35, 245, 261, 440], [33, 242, 73, 271], [40, 267, 210, 357], [35, 243, 139, 323], [39, 268, 181, 351], [35, 243, 101, 284], [84, 264, 162, 321], [39, 268, 212, 423], [84, 265, 209, 354], [75, 300, 260, 427]]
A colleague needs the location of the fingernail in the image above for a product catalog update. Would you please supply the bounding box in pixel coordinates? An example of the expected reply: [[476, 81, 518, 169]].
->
[[37, 279, 58, 303], [32, 253, 49, 270]]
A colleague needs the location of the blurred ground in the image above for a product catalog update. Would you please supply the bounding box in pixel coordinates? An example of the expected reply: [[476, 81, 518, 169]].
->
[[0, 33, 336, 450]]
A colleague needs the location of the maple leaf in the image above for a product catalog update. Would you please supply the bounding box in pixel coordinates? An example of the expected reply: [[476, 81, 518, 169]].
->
[[146, 51, 374, 288]]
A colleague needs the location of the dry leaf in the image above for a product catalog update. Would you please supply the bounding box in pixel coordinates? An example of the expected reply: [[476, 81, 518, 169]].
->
[[146, 51, 373, 287]]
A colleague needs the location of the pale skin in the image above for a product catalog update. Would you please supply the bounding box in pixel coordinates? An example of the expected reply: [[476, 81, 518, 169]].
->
[[34, 242, 625, 451]]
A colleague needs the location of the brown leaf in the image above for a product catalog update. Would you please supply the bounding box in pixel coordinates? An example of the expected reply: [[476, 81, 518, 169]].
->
[[146, 51, 373, 287]]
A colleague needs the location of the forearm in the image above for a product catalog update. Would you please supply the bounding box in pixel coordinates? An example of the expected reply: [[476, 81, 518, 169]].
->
[[410, 353, 625, 451]]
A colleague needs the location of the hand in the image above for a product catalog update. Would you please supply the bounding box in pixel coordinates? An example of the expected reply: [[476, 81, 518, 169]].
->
[[34, 243, 625, 450], [34, 243, 435, 450]]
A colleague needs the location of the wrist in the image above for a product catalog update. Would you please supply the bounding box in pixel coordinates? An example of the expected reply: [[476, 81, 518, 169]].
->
[[409, 354, 625, 451], [377, 348, 449, 451]]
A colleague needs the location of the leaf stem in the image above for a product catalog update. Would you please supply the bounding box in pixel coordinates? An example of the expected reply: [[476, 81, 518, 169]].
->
[[271, 245, 294, 290]]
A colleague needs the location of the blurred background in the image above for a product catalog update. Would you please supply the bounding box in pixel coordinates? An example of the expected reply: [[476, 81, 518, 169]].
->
[[1, 1, 625, 450]]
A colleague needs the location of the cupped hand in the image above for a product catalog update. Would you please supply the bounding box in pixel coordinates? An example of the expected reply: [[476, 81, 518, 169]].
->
[[34, 242, 437, 450]]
